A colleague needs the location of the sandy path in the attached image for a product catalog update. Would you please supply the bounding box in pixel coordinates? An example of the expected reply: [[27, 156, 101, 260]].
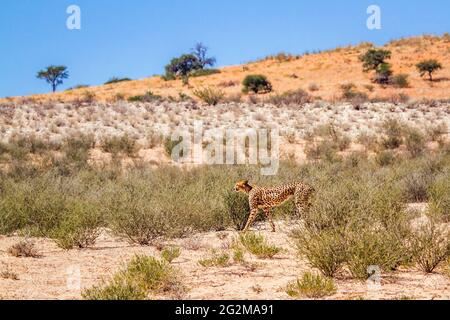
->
[[0, 221, 449, 300]]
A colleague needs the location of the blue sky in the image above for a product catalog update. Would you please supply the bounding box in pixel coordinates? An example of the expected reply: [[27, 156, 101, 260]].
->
[[0, 0, 449, 98]]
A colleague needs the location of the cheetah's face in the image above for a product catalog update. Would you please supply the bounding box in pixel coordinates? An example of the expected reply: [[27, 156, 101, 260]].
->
[[235, 180, 249, 193]]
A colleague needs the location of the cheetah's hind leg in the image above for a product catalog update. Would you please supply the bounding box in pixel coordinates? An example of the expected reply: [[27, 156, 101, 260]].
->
[[263, 208, 276, 232]]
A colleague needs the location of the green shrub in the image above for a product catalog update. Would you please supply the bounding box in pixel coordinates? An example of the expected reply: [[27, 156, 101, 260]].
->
[[391, 74, 410, 88], [381, 119, 404, 150], [104, 77, 132, 85], [292, 228, 347, 277], [428, 173, 450, 221], [83, 255, 183, 300], [198, 251, 230, 267], [286, 272, 337, 299], [51, 199, 103, 250], [375, 150, 397, 167], [82, 274, 147, 300], [128, 91, 162, 103], [411, 222, 450, 273], [224, 190, 251, 231], [190, 69, 220, 78], [242, 75, 272, 94], [161, 247, 181, 263], [239, 233, 281, 259], [193, 87, 224, 106], [347, 229, 408, 280]]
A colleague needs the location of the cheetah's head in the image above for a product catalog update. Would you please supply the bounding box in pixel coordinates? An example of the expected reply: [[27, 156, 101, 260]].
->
[[234, 180, 252, 193]]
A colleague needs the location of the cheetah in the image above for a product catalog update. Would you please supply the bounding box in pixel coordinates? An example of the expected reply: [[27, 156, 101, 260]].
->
[[234, 180, 315, 232]]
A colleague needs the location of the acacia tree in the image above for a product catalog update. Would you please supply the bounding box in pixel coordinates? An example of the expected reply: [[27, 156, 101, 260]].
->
[[36, 65, 69, 92], [416, 59, 442, 81], [164, 54, 202, 85], [191, 43, 216, 69], [359, 49, 392, 84]]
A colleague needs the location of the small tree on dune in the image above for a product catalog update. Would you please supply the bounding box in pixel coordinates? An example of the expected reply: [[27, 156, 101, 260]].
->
[[36, 65, 69, 92], [191, 43, 216, 69], [164, 54, 202, 85], [359, 49, 392, 72], [416, 59, 443, 81]]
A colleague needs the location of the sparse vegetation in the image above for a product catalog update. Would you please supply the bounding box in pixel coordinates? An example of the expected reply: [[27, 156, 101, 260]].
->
[[82, 254, 184, 300], [416, 59, 443, 81], [193, 87, 225, 105], [198, 251, 230, 268], [242, 75, 272, 94], [7, 241, 41, 258], [239, 233, 281, 259], [161, 247, 181, 263], [286, 272, 337, 299], [105, 77, 132, 85]]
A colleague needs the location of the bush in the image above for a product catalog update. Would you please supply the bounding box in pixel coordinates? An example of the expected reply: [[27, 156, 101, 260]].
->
[[198, 251, 230, 268], [416, 59, 443, 81], [347, 229, 408, 280], [375, 150, 396, 167], [224, 190, 250, 231], [411, 223, 450, 273], [391, 74, 410, 88], [286, 272, 337, 299], [104, 77, 132, 85], [428, 173, 450, 221], [239, 233, 281, 259], [404, 128, 426, 157], [83, 255, 183, 300], [193, 87, 224, 106], [101, 135, 138, 158], [161, 247, 181, 263], [242, 75, 272, 94], [292, 228, 347, 277], [190, 69, 220, 78], [381, 119, 404, 150], [7, 240, 41, 258], [267, 89, 312, 106], [50, 200, 103, 250], [128, 91, 162, 103]]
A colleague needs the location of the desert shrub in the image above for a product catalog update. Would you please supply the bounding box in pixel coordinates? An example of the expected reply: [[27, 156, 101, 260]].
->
[[104, 77, 132, 85], [232, 247, 246, 264], [198, 251, 230, 268], [308, 83, 320, 92], [375, 150, 397, 167], [7, 240, 41, 258], [411, 222, 450, 273], [61, 135, 95, 170], [239, 233, 281, 259], [267, 89, 312, 106], [82, 274, 147, 300], [286, 272, 337, 299], [391, 74, 410, 88], [292, 228, 347, 277], [374, 63, 393, 84], [83, 255, 183, 300], [428, 173, 450, 221], [347, 229, 409, 280], [359, 49, 391, 72], [193, 87, 224, 106], [340, 84, 368, 102], [161, 247, 181, 263], [404, 128, 426, 157], [224, 190, 251, 231], [128, 91, 162, 103], [101, 135, 138, 158], [190, 69, 220, 77], [164, 136, 184, 159], [242, 75, 272, 94], [381, 119, 404, 150], [50, 199, 103, 250]]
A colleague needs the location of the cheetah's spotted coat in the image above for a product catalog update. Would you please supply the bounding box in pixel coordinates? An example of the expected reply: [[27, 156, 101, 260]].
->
[[235, 180, 315, 232]]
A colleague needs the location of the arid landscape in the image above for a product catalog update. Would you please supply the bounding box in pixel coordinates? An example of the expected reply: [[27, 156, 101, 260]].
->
[[1, 35, 450, 300]]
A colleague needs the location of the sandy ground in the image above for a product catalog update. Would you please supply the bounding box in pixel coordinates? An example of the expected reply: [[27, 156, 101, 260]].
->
[[0, 218, 449, 300]]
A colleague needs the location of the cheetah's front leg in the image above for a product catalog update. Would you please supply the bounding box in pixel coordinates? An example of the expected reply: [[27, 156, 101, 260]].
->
[[243, 208, 259, 232]]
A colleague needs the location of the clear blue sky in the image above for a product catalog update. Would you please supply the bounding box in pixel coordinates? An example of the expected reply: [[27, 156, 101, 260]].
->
[[0, 0, 449, 98]]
